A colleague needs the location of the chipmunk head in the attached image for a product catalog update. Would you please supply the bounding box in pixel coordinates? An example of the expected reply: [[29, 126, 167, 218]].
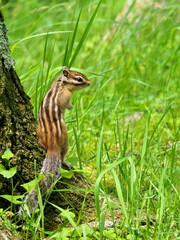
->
[[61, 66, 91, 91]]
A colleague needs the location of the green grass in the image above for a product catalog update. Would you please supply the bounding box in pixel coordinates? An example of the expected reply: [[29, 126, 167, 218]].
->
[[1, 0, 180, 239]]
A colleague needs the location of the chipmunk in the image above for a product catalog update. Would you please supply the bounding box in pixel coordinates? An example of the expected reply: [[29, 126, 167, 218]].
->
[[19, 66, 90, 215]]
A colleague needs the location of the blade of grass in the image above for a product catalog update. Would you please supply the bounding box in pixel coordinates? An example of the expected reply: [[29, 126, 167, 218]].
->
[[100, 210, 106, 239], [63, 11, 82, 67], [73, 125, 82, 169], [111, 168, 128, 223], [139, 113, 150, 184], [11, 31, 71, 53], [63, 36, 70, 67], [149, 103, 173, 145], [41, 39, 56, 98], [128, 157, 136, 203], [69, 0, 102, 67], [96, 126, 103, 177], [38, 33, 49, 110], [34, 34, 49, 117], [95, 157, 128, 221]]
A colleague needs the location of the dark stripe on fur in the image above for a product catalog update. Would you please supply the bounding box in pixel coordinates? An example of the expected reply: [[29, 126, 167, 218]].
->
[[51, 86, 60, 143]]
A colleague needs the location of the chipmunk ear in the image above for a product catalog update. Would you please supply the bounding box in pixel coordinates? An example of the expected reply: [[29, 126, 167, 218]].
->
[[62, 66, 70, 78]]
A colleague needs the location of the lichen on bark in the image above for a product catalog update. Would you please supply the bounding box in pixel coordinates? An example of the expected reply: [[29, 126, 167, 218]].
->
[[0, 12, 14, 69]]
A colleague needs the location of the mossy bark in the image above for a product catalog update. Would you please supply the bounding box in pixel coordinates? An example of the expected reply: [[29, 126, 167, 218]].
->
[[0, 11, 96, 229], [44, 165, 96, 230]]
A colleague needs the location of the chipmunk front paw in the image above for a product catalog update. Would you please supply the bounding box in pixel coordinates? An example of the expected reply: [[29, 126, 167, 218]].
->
[[67, 104, 73, 110]]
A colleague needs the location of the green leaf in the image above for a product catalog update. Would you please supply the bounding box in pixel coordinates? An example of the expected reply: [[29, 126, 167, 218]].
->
[[60, 209, 75, 220], [103, 229, 116, 239], [61, 228, 73, 239], [60, 169, 74, 179], [68, 157, 79, 165], [0, 195, 24, 204], [49, 202, 80, 236], [50, 228, 73, 239], [2, 149, 14, 160], [81, 224, 93, 236], [0, 164, 17, 178], [21, 174, 44, 192]]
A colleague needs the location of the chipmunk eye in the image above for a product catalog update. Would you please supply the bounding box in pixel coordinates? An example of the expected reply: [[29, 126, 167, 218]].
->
[[76, 77, 83, 82]]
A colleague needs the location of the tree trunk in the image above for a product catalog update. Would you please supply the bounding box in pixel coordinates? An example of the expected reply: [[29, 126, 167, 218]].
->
[[0, 12, 44, 209], [0, 12, 96, 230]]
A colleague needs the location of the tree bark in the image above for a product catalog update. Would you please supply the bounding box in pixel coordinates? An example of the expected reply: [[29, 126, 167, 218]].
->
[[0, 12, 96, 230], [0, 12, 44, 209]]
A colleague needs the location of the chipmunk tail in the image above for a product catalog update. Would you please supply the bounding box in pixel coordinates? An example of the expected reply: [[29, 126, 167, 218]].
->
[[40, 152, 62, 189], [18, 153, 62, 217]]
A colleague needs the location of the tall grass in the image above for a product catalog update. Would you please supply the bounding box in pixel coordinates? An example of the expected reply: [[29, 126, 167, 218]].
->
[[1, 0, 179, 239]]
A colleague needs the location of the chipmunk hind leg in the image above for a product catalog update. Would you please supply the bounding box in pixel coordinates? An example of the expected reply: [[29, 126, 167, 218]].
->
[[60, 140, 73, 170]]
